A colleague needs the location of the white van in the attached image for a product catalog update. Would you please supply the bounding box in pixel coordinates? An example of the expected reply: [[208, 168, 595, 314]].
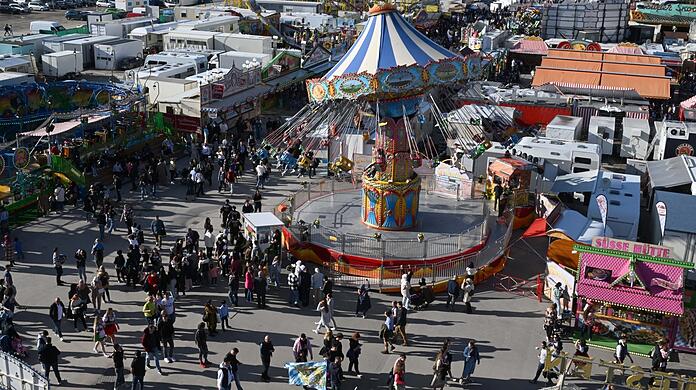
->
[[30, 21, 65, 35]]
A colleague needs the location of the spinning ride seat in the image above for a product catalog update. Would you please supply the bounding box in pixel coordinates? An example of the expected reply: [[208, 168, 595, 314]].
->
[[256, 148, 270, 160], [298, 155, 311, 169], [279, 151, 298, 167], [333, 156, 354, 173]]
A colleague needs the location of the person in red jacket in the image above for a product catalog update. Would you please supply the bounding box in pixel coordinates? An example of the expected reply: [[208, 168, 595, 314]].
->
[[145, 270, 159, 296]]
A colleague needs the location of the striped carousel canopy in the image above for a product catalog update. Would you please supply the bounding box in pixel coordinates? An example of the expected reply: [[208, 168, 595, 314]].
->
[[322, 3, 459, 81]]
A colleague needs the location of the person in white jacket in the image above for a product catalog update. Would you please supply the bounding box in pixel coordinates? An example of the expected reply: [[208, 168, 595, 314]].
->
[[217, 358, 234, 390], [203, 228, 215, 259], [311, 268, 324, 304], [313, 299, 332, 334], [400, 272, 413, 310]]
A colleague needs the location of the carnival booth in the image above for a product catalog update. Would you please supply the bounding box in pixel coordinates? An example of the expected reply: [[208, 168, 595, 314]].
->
[[487, 157, 534, 227], [431, 161, 473, 200], [486, 157, 532, 196], [673, 287, 696, 354], [242, 212, 284, 251], [575, 239, 691, 355]]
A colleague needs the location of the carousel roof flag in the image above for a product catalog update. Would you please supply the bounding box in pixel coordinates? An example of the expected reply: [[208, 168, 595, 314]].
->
[[323, 4, 458, 80]]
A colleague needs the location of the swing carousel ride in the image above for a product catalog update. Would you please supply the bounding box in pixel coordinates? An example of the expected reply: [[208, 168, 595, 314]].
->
[[266, 3, 509, 276]]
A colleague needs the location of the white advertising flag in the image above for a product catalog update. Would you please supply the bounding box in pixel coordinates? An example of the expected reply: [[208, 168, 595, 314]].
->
[[655, 201, 667, 240], [596, 194, 608, 229]]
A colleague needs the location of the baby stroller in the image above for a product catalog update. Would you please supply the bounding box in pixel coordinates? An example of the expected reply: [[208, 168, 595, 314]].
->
[[553, 311, 574, 339], [409, 285, 435, 310]]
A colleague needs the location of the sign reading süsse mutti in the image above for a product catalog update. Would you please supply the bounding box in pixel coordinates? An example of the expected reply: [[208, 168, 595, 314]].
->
[[591, 236, 673, 259]]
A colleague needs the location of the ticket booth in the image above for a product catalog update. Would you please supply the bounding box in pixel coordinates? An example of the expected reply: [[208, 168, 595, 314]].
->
[[242, 212, 284, 251]]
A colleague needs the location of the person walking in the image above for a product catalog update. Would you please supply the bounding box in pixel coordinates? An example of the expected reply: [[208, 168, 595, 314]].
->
[[650, 340, 670, 373], [141, 324, 163, 375], [461, 277, 475, 314], [217, 357, 233, 390], [327, 355, 343, 390], [346, 332, 362, 378], [313, 299, 332, 334], [228, 273, 239, 306], [355, 282, 371, 318], [103, 308, 120, 345], [151, 216, 167, 249], [131, 350, 146, 390], [255, 163, 266, 189], [69, 294, 88, 332], [311, 268, 324, 305], [52, 249, 64, 286], [392, 353, 407, 390], [259, 335, 274, 382], [158, 312, 175, 362], [394, 301, 408, 347], [400, 271, 412, 310], [380, 310, 395, 354], [613, 335, 634, 365], [142, 295, 157, 325], [204, 300, 218, 336], [218, 301, 230, 331], [90, 274, 105, 312], [92, 239, 105, 268], [326, 292, 337, 330], [227, 347, 243, 390], [38, 337, 62, 386], [287, 269, 299, 307], [461, 340, 481, 384], [446, 276, 460, 311], [430, 344, 449, 390], [252, 190, 262, 212], [254, 271, 267, 308], [292, 333, 313, 362], [48, 297, 65, 341], [96, 211, 107, 241], [529, 341, 551, 385], [244, 268, 254, 303], [92, 317, 108, 356], [493, 183, 503, 210], [110, 343, 125, 389], [195, 322, 211, 368], [75, 248, 87, 282]]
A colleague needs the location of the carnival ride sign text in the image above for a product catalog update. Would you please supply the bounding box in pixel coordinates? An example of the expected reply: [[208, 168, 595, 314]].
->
[[591, 237, 673, 259]]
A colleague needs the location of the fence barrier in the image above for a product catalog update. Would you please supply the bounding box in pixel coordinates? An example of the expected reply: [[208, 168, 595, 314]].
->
[[278, 177, 515, 291], [0, 351, 49, 390]]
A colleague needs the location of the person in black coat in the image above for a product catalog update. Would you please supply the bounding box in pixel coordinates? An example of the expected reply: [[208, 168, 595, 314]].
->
[[446, 276, 460, 311], [259, 335, 274, 382], [254, 271, 267, 308], [346, 332, 362, 377], [38, 337, 62, 385], [131, 350, 146, 389], [298, 267, 311, 307], [48, 297, 65, 340]]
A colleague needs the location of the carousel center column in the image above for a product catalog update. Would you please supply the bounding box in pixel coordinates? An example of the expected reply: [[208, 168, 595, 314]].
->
[[361, 115, 421, 230]]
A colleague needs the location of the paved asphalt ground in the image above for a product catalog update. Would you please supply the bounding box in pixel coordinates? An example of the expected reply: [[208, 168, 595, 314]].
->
[[1, 7, 99, 36], [8, 165, 696, 390]]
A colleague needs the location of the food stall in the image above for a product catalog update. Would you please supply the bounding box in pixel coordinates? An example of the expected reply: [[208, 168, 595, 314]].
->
[[242, 212, 284, 251], [574, 243, 691, 355], [673, 288, 696, 354]]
